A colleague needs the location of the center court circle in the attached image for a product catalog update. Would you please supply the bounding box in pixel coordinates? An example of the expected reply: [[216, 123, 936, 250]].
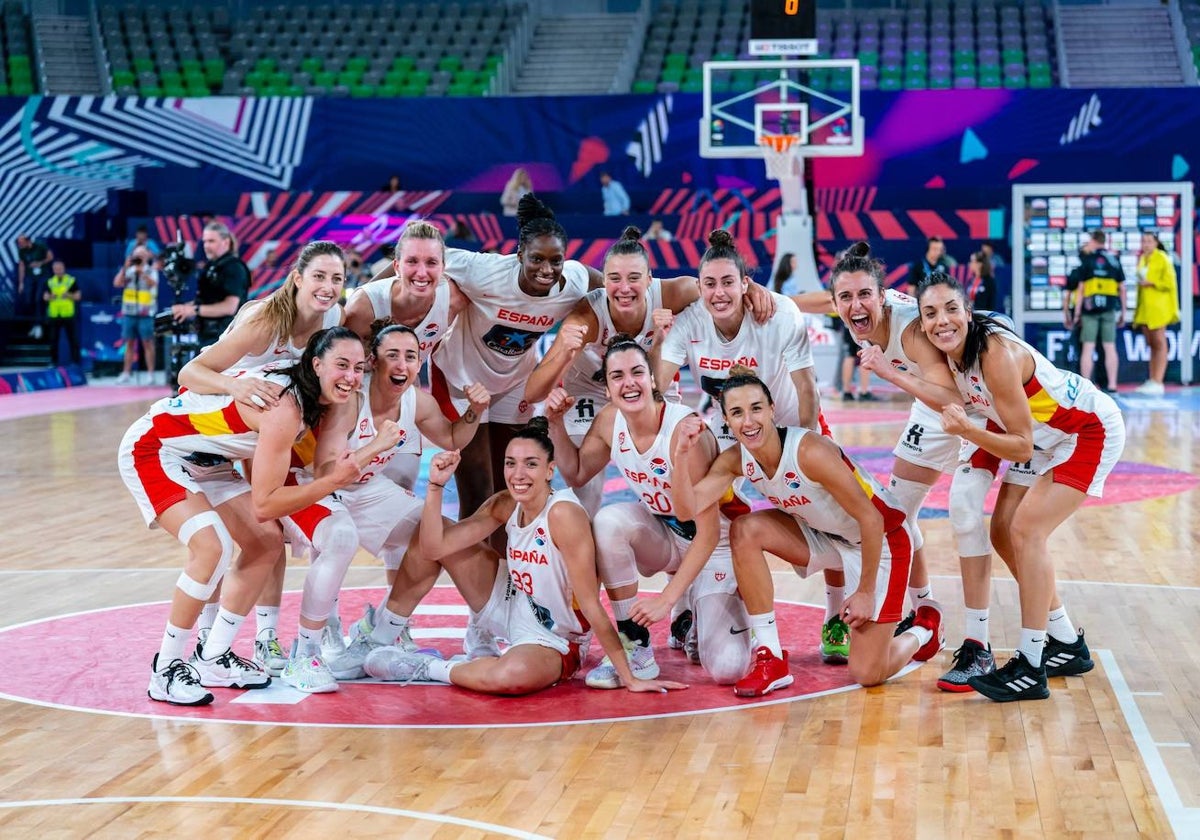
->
[[0, 587, 862, 728]]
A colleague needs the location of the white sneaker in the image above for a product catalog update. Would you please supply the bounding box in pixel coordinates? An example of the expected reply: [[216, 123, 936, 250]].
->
[[584, 633, 660, 689], [116, 372, 133, 384], [254, 629, 289, 677], [327, 633, 384, 680], [192, 647, 271, 689], [321, 615, 348, 660], [141, 371, 155, 385], [364, 647, 439, 683], [1135, 380, 1165, 396], [463, 619, 502, 660], [348, 603, 376, 640], [281, 647, 339, 693], [29, 324, 43, 340], [148, 655, 214, 706]]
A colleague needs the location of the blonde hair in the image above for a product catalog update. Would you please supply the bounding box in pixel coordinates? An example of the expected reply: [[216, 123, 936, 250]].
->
[[250, 240, 345, 342], [394, 219, 446, 259]]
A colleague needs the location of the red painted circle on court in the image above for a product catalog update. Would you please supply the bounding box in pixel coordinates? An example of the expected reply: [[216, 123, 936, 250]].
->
[[0, 588, 861, 728]]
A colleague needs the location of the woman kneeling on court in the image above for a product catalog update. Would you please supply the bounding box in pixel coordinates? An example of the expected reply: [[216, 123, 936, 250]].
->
[[671, 367, 941, 697], [364, 419, 687, 696]]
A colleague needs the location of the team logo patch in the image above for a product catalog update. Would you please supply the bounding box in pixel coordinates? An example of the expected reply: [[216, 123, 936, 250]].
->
[[482, 324, 542, 357], [533, 527, 547, 547], [422, 322, 440, 338], [783, 471, 804, 490], [968, 375, 983, 392], [649, 457, 668, 476], [394, 429, 407, 447]]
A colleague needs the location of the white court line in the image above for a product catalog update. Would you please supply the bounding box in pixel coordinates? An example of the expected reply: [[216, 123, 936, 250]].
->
[[1100, 649, 1199, 839], [0, 796, 551, 839]]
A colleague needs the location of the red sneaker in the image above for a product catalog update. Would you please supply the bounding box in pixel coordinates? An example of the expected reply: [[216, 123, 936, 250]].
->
[[911, 603, 945, 662], [734, 646, 794, 697]]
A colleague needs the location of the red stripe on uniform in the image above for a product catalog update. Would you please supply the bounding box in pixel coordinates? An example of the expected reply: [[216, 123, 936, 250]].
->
[[287, 501, 334, 541], [428, 361, 461, 422], [877, 525, 912, 624], [131, 428, 188, 518], [1051, 422, 1106, 495]]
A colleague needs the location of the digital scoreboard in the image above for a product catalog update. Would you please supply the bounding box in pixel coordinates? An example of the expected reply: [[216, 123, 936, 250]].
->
[[749, 0, 817, 56]]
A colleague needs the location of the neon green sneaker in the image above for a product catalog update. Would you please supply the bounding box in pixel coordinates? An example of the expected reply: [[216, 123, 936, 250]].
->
[[820, 616, 850, 664]]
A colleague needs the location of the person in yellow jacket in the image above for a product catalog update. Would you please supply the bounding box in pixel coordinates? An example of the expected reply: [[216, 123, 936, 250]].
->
[[42, 260, 81, 365], [114, 246, 159, 384], [1132, 231, 1180, 396]]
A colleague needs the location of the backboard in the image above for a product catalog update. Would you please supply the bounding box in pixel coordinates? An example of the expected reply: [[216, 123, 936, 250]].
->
[[700, 58, 862, 159]]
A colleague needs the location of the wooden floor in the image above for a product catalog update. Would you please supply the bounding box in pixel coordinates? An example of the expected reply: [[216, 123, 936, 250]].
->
[[0, 384, 1197, 839]]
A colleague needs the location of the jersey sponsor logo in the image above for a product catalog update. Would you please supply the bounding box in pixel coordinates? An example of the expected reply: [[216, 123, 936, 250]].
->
[[497, 308, 556, 327], [902, 423, 924, 449], [697, 355, 758, 371], [767, 493, 812, 509], [782, 470, 804, 490], [533, 526, 547, 547], [509, 547, 549, 565], [649, 456, 669, 476], [482, 324, 543, 357]]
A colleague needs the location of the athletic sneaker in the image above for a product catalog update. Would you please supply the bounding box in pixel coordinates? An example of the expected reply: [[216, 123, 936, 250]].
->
[[1043, 629, 1094, 677], [892, 609, 916, 637], [364, 647, 438, 684], [820, 616, 850, 664], [349, 604, 376, 640], [669, 609, 694, 651], [585, 633, 660, 689], [734, 647, 794, 697], [321, 614, 348, 660], [148, 655, 213, 706], [936, 639, 995, 692], [683, 620, 700, 666], [192, 647, 271, 689], [967, 651, 1049, 702], [326, 632, 383, 681], [911, 603, 945, 661], [281, 646, 338, 693], [463, 620, 502, 660], [254, 629, 288, 677]]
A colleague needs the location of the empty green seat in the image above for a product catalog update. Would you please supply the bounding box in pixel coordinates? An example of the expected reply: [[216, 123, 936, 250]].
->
[[346, 56, 369, 73], [437, 55, 461, 72]]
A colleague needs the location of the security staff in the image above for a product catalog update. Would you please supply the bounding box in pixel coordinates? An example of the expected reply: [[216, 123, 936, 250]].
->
[[42, 260, 81, 365], [1066, 230, 1126, 393]]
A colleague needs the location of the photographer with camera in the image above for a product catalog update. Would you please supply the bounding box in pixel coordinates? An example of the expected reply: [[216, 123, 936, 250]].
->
[[171, 221, 250, 347], [114, 245, 159, 384]]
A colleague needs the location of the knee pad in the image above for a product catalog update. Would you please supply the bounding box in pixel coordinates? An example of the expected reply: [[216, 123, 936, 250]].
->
[[175, 511, 233, 601], [695, 594, 752, 684], [300, 513, 359, 622], [949, 464, 994, 557], [887, 477, 931, 552], [591, 505, 640, 589]]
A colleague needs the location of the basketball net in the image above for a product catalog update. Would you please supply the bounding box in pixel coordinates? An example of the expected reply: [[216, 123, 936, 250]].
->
[[759, 134, 805, 214]]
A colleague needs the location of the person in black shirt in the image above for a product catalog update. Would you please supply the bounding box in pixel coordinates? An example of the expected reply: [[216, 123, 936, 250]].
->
[[1065, 230, 1125, 393], [905, 236, 951, 295], [171, 221, 250, 347], [967, 249, 997, 312]]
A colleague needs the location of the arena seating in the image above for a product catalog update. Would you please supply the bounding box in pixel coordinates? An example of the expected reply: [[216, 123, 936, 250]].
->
[[0, 0, 35, 95], [1181, 1, 1200, 78], [634, 0, 1057, 94], [99, 2, 525, 98]]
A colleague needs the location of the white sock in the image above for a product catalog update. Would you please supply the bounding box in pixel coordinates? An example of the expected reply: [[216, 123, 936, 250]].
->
[[426, 658, 459, 684], [749, 612, 782, 657], [908, 584, 933, 608], [964, 607, 990, 647], [198, 603, 219, 632], [255, 606, 280, 638], [297, 625, 322, 656], [201, 608, 245, 659], [157, 622, 191, 666], [1017, 628, 1046, 668], [370, 605, 410, 645], [327, 595, 341, 628], [824, 586, 844, 622], [902, 624, 933, 648], [1046, 607, 1077, 644], [610, 596, 636, 623]]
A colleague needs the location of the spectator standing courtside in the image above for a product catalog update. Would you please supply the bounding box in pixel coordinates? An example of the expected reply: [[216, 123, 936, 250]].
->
[[43, 260, 81, 366], [600, 172, 631, 216], [905, 236, 951, 295], [171, 221, 251, 349], [1132, 230, 1179, 395], [967, 249, 997, 312], [124, 224, 161, 260], [16, 234, 55, 337], [1067, 230, 1125, 394], [114, 245, 159, 383]]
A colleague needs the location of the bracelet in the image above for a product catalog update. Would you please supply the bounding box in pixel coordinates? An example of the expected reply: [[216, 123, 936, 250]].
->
[[429, 482, 445, 489], [193, 301, 201, 316]]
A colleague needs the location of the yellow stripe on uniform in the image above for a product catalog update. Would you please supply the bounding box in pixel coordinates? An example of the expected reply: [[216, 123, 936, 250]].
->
[[190, 409, 238, 437], [1026, 387, 1059, 424]]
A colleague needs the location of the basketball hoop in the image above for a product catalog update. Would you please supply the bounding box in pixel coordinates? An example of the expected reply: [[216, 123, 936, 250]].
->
[[760, 133, 803, 182]]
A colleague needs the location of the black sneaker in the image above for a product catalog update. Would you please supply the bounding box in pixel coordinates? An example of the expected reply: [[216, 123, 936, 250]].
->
[[841, 391, 856, 401], [967, 651, 1049, 702], [669, 609, 694, 651], [857, 391, 878, 402], [936, 639, 995, 692], [1043, 629, 1094, 677], [892, 609, 916, 637]]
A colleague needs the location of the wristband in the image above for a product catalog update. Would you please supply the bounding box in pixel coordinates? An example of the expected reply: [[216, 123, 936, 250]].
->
[[194, 301, 201, 316], [429, 482, 445, 489]]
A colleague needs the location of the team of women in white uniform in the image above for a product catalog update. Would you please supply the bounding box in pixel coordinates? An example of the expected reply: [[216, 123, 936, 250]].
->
[[119, 217, 1124, 706]]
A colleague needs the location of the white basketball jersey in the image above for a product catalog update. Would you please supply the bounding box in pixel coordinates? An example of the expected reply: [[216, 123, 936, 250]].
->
[[218, 304, 343, 379], [335, 381, 417, 492], [504, 488, 590, 644], [352, 276, 451, 360], [853, 288, 923, 375], [660, 293, 813, 427], [149, 371, 291, 461], [434, 249, 589, 392], [740, 426, 906, 543]]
